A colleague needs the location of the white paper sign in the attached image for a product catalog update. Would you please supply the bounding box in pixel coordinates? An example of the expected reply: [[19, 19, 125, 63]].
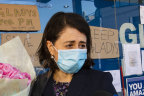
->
[[141, 50, 144, 71], [140, 6, 144, 24], [122, 44, 142, 76]]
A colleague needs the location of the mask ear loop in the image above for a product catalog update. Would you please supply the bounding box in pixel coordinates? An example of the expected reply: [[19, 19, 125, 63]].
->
[[51, 42, 58, 51]]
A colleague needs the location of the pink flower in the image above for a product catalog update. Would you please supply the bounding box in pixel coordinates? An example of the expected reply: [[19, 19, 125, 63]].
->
[[8, 70, 19, 79], [0, 63, 4, 69], [0, 63, 31, 85], [2, 63, 13, 75]]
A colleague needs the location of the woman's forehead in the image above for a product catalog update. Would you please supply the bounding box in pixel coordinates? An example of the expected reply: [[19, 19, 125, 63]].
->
[[58, 27, 87, 42]]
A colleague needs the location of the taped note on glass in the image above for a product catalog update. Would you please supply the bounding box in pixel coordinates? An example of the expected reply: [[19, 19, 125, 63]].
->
[[140, 6, 144, 24], [122, 44, 142, 76]]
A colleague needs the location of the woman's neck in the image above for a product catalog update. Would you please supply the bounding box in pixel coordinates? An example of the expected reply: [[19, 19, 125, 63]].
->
[[53, 70, 73, 83]]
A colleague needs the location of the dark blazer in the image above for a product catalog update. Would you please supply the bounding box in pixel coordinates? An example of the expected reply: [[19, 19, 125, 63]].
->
[[29, 69, 117, 96]]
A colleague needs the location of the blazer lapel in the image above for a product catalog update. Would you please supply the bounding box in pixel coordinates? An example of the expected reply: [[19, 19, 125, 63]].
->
[[42, 72, 55, 96], [67, 70, 89, 96], [43, 75, 55, 96]]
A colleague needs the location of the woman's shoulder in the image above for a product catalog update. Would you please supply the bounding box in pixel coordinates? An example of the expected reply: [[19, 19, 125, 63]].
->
[[81, 68, 112, 77], [79, 68, 113, 82], [81, 69, 117, 95]]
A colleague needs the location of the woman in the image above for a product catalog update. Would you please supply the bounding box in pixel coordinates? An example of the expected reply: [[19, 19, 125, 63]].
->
[[29, 12, 117, 96]]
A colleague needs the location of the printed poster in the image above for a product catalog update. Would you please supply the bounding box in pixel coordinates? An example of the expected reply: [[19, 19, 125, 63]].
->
[[126, 77, 144, 96]]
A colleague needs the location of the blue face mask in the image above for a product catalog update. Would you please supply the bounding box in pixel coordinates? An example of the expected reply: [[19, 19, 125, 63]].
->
[[53, 48, 87, 73]]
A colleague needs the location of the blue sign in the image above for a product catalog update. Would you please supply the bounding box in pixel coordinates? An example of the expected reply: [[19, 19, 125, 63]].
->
[[127, 77, 144, 96]]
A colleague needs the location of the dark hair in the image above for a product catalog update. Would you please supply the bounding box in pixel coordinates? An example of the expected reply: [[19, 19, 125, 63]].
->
[[37, 12, 94, 71]]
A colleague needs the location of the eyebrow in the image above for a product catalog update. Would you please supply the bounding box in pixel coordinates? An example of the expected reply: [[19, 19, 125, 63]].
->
[[79, 41, 86, 44], [64, 40, 86, 44]]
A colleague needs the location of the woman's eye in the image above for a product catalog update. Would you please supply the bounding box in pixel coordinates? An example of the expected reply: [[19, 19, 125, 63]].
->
[[79, 44, 86, 48], [65, 44, 73, 48]]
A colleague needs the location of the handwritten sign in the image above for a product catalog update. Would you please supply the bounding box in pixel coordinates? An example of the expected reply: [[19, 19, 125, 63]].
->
[[0, 4, 41, 31], [1, 33, 43, 66], [90, 26, 119, 59], [126, 77, 144, 96]]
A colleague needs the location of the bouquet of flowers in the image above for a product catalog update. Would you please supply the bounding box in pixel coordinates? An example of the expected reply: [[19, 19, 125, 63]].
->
[[0, 37, 36, 96]]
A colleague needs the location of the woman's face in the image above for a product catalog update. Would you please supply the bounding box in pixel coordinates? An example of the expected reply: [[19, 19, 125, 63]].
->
[[47, 26, 87, 62]]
